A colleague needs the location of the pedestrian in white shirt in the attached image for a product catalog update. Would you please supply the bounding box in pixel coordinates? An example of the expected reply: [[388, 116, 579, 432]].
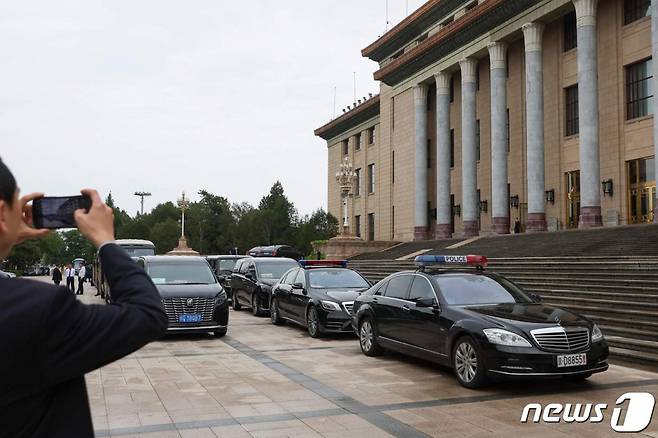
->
[[76, 264, 86, 295], [65, 264, 75, 292]]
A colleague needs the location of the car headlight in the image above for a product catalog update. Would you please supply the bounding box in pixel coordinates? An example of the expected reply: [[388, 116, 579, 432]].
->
[[591, 324, 604, 342], [320, 300, 341, 311], [483, 328, 532, 347], [214, 293, 226, 305]]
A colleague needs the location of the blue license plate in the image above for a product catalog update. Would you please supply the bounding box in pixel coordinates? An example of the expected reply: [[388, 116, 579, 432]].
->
[[179, 314, 202, 323]]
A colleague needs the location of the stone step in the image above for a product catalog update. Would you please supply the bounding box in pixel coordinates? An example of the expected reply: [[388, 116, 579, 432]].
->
[[599, 325, 658, 342], [582, 314, 658, 332], [606, 336, 658, 355], [542, 296, 658, 311], [513, 280, 658, 293], [609, 346, 658, 366], [532, 289, 658, 303]]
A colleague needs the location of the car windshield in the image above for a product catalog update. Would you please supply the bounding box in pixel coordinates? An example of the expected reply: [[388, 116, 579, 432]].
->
[[218, 259, 238, 272], [308, 269, 369, 289], [257, 262, 298, 280], [123, 247, 156, 257], [434, 274, 533, 305], [148, 263, 216, 285]]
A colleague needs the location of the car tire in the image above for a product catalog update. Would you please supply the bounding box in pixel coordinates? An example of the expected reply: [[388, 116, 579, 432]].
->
[[252, 293, 263, 317], [306, 306, 322, 338], [213, 328, 227, 338], [359, 317, 383, 357], [232, 295, 242, 311], [562, 373, 592, 382], [452, 336, 487, 389], [270, 298, 284, 325]]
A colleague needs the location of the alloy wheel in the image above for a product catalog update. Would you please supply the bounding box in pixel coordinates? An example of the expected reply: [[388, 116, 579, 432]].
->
[[307, 307, 319, 337], [455, 341, 478, 383], [360, 320, 373, 352]]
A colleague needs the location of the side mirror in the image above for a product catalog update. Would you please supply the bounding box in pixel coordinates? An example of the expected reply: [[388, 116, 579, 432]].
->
[[217, 275, 226, 284], [292, 282, 304, 290], [415, 297, 438, 308], [246, 272, 256, 281], [529, 292, 542, 303]]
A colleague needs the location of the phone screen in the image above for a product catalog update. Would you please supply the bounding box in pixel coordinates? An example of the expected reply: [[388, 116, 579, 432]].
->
[[33, 196, 91, 229]]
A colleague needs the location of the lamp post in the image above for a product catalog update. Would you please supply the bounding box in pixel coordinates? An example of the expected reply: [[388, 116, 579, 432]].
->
[[134, 191, 152, 215], [335, 157, 356, 236], [177, 191, 190, 238]]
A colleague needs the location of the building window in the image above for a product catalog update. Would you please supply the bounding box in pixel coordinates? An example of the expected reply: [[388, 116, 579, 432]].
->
[[342, 140, 348, 155], [450, 129, 455, 168], [355, 134, 362, 151], [476, 64, 480, 91], [368, 164, 375, 194], [565, 85, 579, 136], [391, 206, 395, 239], [506, 109, 510, 152], [367, 213, 375, 241], [391, 97, 396, 130], [427, 139, 432, 168], [627, 157, 656, 223], [624, 0, 651, 25], [626, 59, 654, 120], [449, 76, 455, 103], [368, 127, 375, 144], [392, 151, 395, 184], [506, 55, 510, 78], [355, 168, 361, 196], [354, 215, 361, 237], [563, 11, 577, 52], [476, 119, 480, 161]]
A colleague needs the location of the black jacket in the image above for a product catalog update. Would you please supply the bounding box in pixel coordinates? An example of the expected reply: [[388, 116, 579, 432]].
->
[[52, 267, 62, 283], [0, 243, 168, 437]]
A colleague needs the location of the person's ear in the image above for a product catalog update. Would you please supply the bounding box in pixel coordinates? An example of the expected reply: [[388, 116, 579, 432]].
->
[[0, 201, 8, 234]]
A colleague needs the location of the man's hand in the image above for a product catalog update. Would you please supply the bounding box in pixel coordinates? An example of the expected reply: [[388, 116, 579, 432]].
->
[[16, 192, 50, 244], [75, 189, 115, 248]]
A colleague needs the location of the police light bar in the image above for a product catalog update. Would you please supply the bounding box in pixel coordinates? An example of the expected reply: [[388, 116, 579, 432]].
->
[[299, 260, 348, 268], [414, 255, 487, 268]]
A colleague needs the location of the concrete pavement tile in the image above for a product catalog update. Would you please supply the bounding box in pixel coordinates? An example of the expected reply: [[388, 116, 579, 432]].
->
[[179, 427, 218, 438], [211, 425, 253, 438]]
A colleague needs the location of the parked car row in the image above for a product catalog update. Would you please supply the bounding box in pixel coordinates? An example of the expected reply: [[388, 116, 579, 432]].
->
[[230, 255, 610, 389]]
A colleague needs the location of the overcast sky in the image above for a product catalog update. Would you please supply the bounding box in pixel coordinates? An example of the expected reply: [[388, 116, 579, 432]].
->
[[0, 0, 424, 217]]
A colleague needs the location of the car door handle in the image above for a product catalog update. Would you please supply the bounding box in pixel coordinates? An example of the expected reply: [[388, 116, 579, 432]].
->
[[402, 305, 411, 312], [372, 297, 379, 303]]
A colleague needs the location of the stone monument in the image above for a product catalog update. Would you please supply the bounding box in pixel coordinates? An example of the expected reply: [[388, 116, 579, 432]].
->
[[167, 191, 200, 256]]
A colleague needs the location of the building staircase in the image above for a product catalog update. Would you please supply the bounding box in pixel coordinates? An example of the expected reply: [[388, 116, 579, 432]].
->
[[348, 256, 658, 368]]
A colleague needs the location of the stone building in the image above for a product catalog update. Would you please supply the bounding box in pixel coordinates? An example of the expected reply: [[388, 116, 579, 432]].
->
[[315, 0, 656, 241]]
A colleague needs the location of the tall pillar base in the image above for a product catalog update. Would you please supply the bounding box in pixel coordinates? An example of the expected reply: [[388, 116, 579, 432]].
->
[[579, 206, 603, 228], [414, 226, 429, 241], [435, 224, 453, 239], [526, 213, 547, 232], [491, 217, 510, 234], [462, 221, 479, 238]]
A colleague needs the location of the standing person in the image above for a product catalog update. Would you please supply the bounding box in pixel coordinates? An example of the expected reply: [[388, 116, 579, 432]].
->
[[52, 265, 62, 286], [65, 263, 75, 292], [0, 159, 168, 438], [76, 263, 86, 295]]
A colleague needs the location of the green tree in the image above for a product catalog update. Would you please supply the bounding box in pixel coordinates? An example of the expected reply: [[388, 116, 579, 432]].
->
[[61, 229, 95, 263], [258, 181, 297, 245], [150, 219, 180, 254], [39, 232, 67, 265], [295, 209, 339, 256], [6, 239, 42, 271]]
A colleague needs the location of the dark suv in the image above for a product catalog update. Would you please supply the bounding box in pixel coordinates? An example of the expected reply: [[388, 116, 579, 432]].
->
[[247, 245, 303, 260], [205, 255, 250, 303], [231, 257, 299, 316]]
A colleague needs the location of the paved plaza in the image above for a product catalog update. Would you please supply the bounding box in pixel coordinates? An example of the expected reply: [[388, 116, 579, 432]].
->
[[35, 278, 658, 437]]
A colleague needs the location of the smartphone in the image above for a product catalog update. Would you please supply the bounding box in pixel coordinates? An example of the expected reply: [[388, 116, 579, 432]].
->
[[32, 195, 92, 229]]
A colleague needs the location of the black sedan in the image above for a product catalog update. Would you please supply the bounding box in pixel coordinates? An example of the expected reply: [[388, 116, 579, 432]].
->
[[352, 256, 608, 388], [270, 261, 371, 337], [138, 256, 229, 337]]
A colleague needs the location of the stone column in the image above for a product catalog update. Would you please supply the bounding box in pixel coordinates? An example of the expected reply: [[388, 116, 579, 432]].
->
[[522, 22, 548, 232], [434, 72, 452, 239], [653, 0, 658, 222], [460, 58, 479, 237], [413, 84, 429, 240], [488, 42, 509, 234], [574, 0, 603, 227]]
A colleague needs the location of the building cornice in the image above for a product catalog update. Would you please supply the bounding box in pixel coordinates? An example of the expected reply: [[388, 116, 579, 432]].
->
[[361, 0, 469, 62], [314, 95, 381, 141], [373, 0, 542, 86]]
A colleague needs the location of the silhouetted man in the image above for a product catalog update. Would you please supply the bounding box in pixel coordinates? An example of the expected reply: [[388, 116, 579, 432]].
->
[[0, 159, 168, 437]]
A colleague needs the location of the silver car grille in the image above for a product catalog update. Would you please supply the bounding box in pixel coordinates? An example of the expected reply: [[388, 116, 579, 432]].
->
[[342, 301, 354, 315], [162, 297, 215, 326], [530, 326, 590, 352]]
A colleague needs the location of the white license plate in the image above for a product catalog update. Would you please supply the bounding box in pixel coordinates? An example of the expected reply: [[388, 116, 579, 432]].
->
[[557, 353, 587, 368]]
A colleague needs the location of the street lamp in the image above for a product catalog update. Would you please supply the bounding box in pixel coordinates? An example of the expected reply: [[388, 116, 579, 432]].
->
[[134, 191, 152, 215], [335, 157, 357, 236]]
